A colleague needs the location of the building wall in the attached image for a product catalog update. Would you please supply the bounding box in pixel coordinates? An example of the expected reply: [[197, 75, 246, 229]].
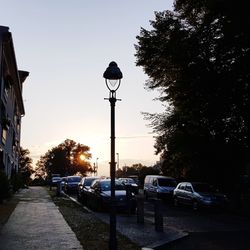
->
[[0, 26, 29, 179]]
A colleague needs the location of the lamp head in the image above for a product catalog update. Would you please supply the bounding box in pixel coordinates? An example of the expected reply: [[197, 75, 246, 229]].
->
[[103, 61, 123, 91]]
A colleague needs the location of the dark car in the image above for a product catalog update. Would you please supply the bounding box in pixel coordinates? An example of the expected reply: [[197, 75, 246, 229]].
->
[[59, 177, 67, 192], [51, 176, 62, 187], [64, 176, 82, 194], [173, 182, 228, 210], [77, 176, 100, 203], [85, 179, 136, 212], [118, 178, 139, 194]]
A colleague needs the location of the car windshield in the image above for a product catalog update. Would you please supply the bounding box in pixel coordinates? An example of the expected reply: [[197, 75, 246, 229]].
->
[[84, 178, 98, 186], [100, 181, 126, 191], [68, 176, 81, 182], [192, 183, 214, 193], [126, 179, 136, 184], [158, 179, 176, 187], [52, 177, 61, 181]]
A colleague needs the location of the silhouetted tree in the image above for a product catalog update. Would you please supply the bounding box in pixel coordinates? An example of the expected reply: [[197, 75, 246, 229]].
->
[[19, 147, 34, 185], [135, 0, 250, 191], [116, 163, 144, 178], [35, 139, 92, 179], [116, 164, 160, 186]]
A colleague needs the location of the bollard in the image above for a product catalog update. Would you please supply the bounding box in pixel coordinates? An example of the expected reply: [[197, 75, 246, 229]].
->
[[136, 194, 144, 224], [126, 184, 132, 216], [56, 181, 61, 196], [154, 198, 163, 232]]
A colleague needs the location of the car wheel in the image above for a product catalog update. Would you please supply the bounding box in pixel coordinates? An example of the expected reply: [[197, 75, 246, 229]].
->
[[192, 200, 199, 211]]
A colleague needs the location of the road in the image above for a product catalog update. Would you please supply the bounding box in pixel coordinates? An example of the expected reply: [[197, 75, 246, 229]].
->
[[69, 192, 250, 249], [143, 199, 250, 249]]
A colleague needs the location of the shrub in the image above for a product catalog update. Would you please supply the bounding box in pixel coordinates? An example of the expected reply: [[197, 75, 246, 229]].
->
[[10, 171, 24, 192], [0, 170, 10, 202]]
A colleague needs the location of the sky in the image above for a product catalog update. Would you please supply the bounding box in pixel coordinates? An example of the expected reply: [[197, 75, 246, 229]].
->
[[1, 1, 174, 176]]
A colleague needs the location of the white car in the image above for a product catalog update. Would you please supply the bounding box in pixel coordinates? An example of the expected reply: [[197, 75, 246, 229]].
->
[[173, 182, 228, 210]]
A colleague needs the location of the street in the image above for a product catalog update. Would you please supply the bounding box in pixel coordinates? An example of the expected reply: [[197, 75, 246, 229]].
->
[[70, 192, 250, 249], [144, 199, 250, 249], [144, 199, 250, 233]]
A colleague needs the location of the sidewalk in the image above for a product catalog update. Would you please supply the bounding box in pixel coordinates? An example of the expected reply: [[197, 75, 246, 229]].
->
[[0, 187, 83, 250]]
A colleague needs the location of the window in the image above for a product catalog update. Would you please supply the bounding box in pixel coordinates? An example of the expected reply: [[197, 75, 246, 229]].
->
[[185, 184, 193, 192], [3, 77, 11, 99], [1, 104, 6, 123], [0, 149, 4, 169], [2, 128, 7, 145], [152, 179, 157, 186], [100, 181, 111, 191]]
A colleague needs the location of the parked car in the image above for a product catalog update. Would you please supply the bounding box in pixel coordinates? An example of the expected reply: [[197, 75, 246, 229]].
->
[[77, 176, 100, 203], [59, 177, 67, 192], [173, 182, 229, 210], [64, 176, 82, 194], [85, 179, 136, 212], [51, 176, 62, 187], [144, 175, 177, 200], [118, 177, 139, 194]]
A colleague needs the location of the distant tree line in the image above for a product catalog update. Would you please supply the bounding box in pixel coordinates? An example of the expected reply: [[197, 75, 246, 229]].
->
[[116, 163, 160, 187], [135, 0, 250, 192]]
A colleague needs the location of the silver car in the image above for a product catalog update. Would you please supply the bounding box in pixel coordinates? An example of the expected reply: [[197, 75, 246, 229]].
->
[[144, 175, 177, 200], [173, 182, 228, 210]]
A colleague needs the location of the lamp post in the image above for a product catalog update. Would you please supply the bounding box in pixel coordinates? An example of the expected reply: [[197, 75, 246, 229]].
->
[[103, 61, 123, 250], [93, 163, 96, 177], [116, 153, 119, 171], [96, 157, 99, 176]]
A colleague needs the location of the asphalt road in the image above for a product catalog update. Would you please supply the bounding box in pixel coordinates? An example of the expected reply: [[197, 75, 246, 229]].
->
[[143, 199, 250, 250], [69, 192, 250, 249]]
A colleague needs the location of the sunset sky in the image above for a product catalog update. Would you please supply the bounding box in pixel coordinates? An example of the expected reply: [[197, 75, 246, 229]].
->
[[1, 1, 173, 176]]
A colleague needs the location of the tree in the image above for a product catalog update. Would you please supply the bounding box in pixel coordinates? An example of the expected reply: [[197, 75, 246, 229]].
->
[[116, 163, 144, 178], [19, 147, 34, 185], [135, 0, 250, 190], [34, 139, 92, 179], [115, 163, 160, 187]]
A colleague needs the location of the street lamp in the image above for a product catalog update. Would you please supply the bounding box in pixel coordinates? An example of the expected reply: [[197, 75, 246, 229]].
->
[[104, 61, 123, 250], [96, 157, 99, 176], [116, 153, 119, 171]]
